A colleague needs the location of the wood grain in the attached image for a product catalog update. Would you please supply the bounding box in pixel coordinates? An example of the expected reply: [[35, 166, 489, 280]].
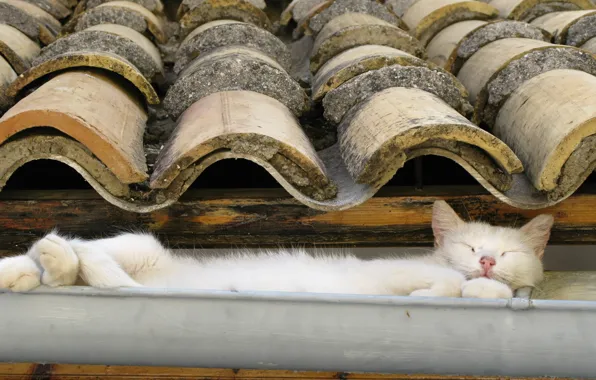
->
[[0, 186, 593, 254], [0, 362, 582, 379]]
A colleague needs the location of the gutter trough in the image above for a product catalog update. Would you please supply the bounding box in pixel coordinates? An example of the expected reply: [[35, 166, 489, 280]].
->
[[1, 287, 595, 377]]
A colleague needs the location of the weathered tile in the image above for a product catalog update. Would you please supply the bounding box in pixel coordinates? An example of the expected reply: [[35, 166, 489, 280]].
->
[[457, 38, 596, 127], [177, 0, 272, 37], [0, 134, 132, 200], [0, 0, 61, 44], [531, 10, 596, 46], [8, 50, 159, 104], [309, 13, 425, 73], [34, 24, 164, 80], [384, 0, 418, 17], [152, 90, 337, 201], [488, 0, 593, 21], [402, 0, 499, 46], [74, 1, 168, 43], [174, 19, 291, 74], [323, 63, 471, 124], [86, 0, 164, 13], [426, 20, 550, 75], [21, 0, 71, 19], [494, 69, 596, 200], [312, 44, 433, 101], [280, 0, 326, 26], [582, 36, 596, 53], [0, 24, 41, 74], [337, 87, 522, 191], [164, 46, 309, 120], [0, 71, 148, 183], [0, 55, 17, 112], [294, 0, 406, 39]]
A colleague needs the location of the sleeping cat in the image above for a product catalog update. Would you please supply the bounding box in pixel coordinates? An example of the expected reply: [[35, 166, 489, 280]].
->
[[0, 200, 553, 299]]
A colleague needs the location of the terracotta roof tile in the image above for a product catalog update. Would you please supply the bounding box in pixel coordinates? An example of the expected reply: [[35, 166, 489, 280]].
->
[[174, 19, 291, 74], [21, 0, 72, 19], [34, 24, 164, 79], [163, 46, 309, 119], [309, 13, 425, 73], [0, 71, 148, 182], [177, 0, 272, 37], [0, 0, 61, 44], [86, 0, 164, 13], [530, 9, 596, 45], [73, 1, 168, 42], [0, 24, 41, 73], [0, 55, 16, 110], [488, 0, 593, 21], [401, 0, 499, 46], [426, 20, 551, 75], [151, 90, 337, 202]]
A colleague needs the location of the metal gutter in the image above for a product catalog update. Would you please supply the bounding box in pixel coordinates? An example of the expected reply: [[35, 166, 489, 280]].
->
[[1, 287, 595, 377]]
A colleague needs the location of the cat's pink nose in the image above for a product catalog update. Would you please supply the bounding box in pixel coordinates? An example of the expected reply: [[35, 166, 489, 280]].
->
[[479, 256, 496, 272]]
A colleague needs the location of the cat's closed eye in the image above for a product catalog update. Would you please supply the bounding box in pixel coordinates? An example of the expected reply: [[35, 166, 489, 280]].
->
[[501, 250, 523, 257], [458, 242, 475, 252]]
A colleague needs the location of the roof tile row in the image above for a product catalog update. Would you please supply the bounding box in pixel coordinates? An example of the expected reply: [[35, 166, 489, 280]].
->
[[0, 0, 594, 213]]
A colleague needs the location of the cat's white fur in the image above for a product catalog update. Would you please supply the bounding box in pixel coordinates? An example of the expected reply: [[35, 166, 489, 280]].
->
[[0, 201, 553, 299]]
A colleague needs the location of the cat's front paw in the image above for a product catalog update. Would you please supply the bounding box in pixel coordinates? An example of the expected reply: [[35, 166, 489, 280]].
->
[[29, 233, 79, 287], [0, 255, 41, 292], [461, 278, 513, 299]]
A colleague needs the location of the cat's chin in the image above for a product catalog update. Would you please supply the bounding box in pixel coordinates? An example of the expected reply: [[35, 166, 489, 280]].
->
[[468, 273, 492, 280]]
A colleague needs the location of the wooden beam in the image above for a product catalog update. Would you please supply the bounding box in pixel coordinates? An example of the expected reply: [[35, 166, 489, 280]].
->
[[0, 363, 578, 379], [0, 186, 595, 254]]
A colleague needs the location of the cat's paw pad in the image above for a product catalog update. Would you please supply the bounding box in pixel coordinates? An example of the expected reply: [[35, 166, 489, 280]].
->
[[32, 234, 79, 287], [461, 278, 513, 299], [0, 255, 41, 292], [409, 289, 436, 297]]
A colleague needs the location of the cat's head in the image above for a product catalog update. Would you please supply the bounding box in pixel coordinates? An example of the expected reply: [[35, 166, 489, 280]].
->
[[432, 200, 553, 289]]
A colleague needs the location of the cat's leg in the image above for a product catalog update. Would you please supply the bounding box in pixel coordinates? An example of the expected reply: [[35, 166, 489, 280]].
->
[[27, 232, 80, 287], [409, 267, 465, 298], [0, 255, 41, 292], [461, 278, 513, 299], [69, 239, 142, 288], [28, 232, 151, 288], [0, 231, 78, 291], [69, 232, 172, 288]]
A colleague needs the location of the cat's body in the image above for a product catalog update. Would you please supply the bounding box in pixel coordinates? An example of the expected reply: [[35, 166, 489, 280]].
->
[[0, 201, 554, 299]]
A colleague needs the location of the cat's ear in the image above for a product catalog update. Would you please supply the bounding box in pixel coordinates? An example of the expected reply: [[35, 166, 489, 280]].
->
[[432, 200, 464, 247], [520, 214, 554, 259]]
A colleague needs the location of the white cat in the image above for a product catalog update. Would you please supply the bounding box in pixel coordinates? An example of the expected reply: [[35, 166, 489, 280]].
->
[[0, 200, 553, 299]]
